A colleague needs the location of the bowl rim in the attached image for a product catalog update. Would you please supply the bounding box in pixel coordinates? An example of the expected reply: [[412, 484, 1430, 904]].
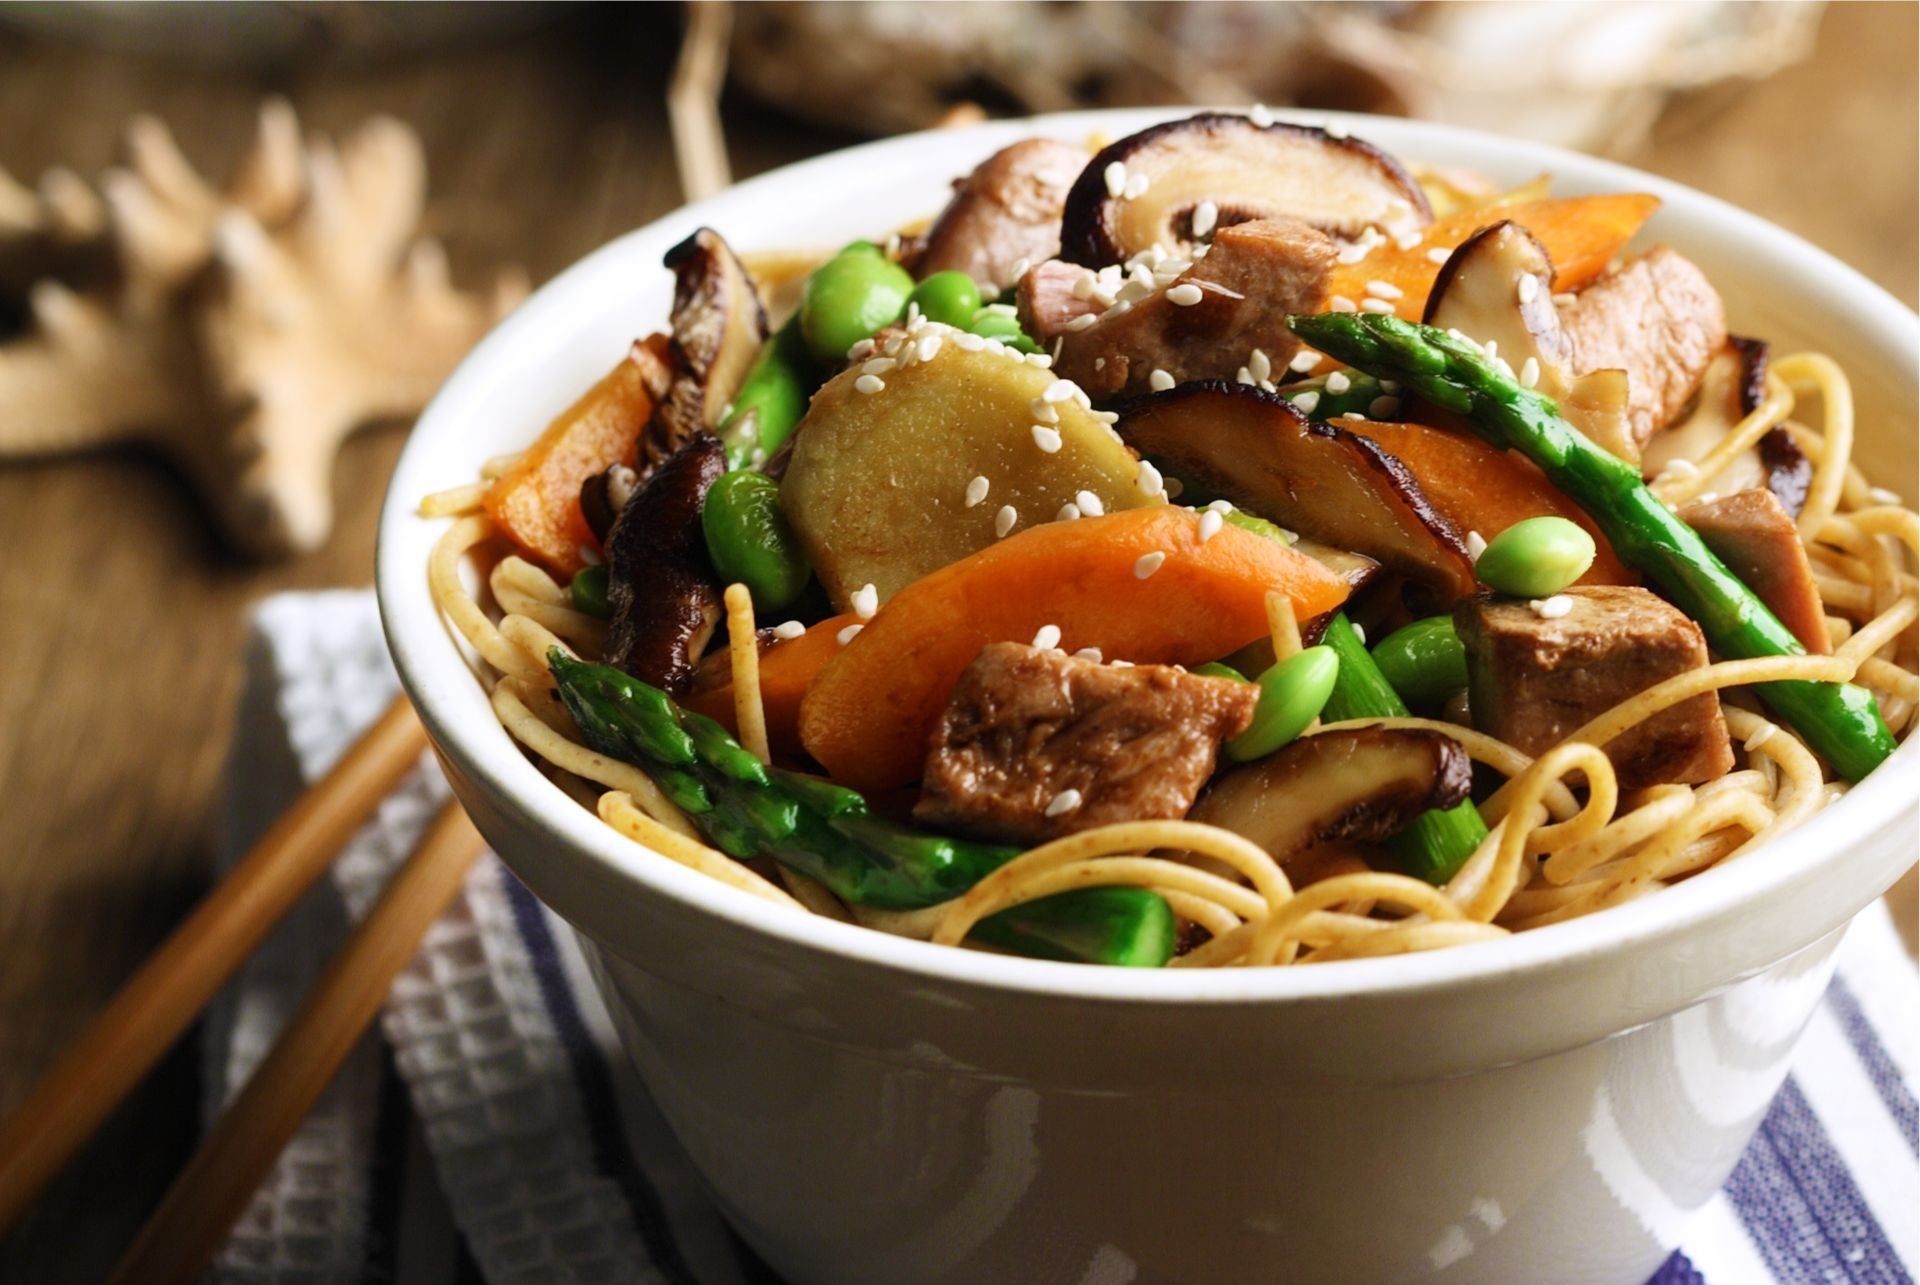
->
[[377, 105, 1919, 1006]]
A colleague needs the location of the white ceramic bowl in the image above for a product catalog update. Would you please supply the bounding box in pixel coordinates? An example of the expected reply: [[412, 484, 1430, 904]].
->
[[378, 109, 1919, 1285]]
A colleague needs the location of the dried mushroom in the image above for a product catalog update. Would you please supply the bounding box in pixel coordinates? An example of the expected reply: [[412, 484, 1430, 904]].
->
[[605, 433, 726, 693]]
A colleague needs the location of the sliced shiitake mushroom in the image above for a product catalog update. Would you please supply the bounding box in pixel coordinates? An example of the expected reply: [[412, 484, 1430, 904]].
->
[[605, 433, 726, 693], [1642, 338, 1810, 516], [649, 229, 768, 474], [914, 137, 1090, 291], [1060, 113, 1429, 268], [1188, 727, 1472, 864], [1118, 382, 1478, 604]]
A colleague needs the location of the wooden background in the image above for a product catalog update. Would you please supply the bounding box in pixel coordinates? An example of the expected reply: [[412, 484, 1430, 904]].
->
[[1, 4, 1914, 1278]]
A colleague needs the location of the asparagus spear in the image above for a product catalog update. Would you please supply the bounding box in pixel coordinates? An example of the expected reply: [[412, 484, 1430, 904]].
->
[[546, 650, 1176, 964], [1320, 613, 1489, 883], [1288, 312, 1896, 782], [1278, 367, 1389, 420]]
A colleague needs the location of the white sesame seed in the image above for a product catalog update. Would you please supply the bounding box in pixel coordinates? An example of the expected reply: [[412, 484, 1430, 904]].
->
[[1519, 357, 1541, 389], [1335, 241, 1375, 266], [1369, 396, 1400, 419], [1198, 510, 1224, 542], [1111, 659, 1134, 668], [995, 505, 1018, 538], [1466, 530, 1488, 561], [1364, 280, 1404, 300], [1697, 491, 1719, 505], [1324, 122, 1348, 140], [1032, 624, 1062, 650], [1123, 173, 1150, 200], [851, 583, 879, 619], [1149, 368, 1176, 392], [1030, 397, 1060, 424], [1292, 390, 1321, 415], [1394, 232, 1422, 252], [1065, 313, 1098, 332], [954, 331, 986, 351], [1482, 340, 1499, 360], [1744, 723, 1776, 752], [964, 475, 991, 509], [1056, 502, 1081, 521], [982, 302, 1017, 317], [1207, 499, 1235, 514], [1249, 103, 1274, 127], [1166, 283, 1204, 307], [1869, 485, 1902, 504], [854, 374, 885, 394], [1032, 425, 1063, 453], [1136, 460, 1165, 498], [1025, 352, 1053, 368], [862, 357, 896, 377], [1351, 622, 1366, 645], [1007, 257, 1031, 283], [1236, 366, 1256, 386], [1248, 348, 1272, 382], [1075, 490, 1105, 517], [1490, 356, 1516, 381], [1093, 409, 1120, 425], [916, 334, 942, 362], [1072, 273, 1096, 300], [1104, 160, 1128, 199], [1359, 297, 1397, 314], [1093, 357, 1106, 371], [1134, 551, 1166, 579], [1517, 273, 1541, 305], [1325, 371, 1351, 395], [1289, 350, 1322, 374], [1658, 458, 1700, 481], [836, 623, 865, 644], [1106, 299, 1133, 319], [770, 619, 806, 641], [1529, 595, 1574, 619], [1329, 294, 1358, 313], [1074, 646, 1104, 662], [1044, 788, 1083, 818], [1426, 246, 1452, 265], [1553, 292, 1578, 307], [1048, 378, 1086, 405], [1192, 199, 1218, 238], [846, 337, 876, 362]]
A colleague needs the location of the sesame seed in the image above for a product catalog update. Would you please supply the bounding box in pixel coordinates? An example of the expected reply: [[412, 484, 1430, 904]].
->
[[995, 505, 1018, 538], [1032, 425, 1063, 453], [1075, 489, 1105, 517], [1106, 299, 1134, 319], [916, 334, 942, 362], [982, 302, 1018, 317], [1659, 458, 1700, 480], [1123, 173, 1150, 200], [1056, 502, 1081, 521], [1466, 530, 1488, 561], [1007, 257, 1031, 282], [1111, 659, 1134, 668], [1032, 624, 1062, 650], [1072, 273, 1096, 301], [960, 475, 989, 510], [1166, 283, 1204, 307], [1335, 242, 1375, 266], [1046, 378, 1086, 405], [1553, 292, 1578, 307], [1289, 350, 1322, 373], [1104, 160, 1128, 198], [1744, 723, 1776, 752], [1517, 273, 1540, 305], [854, 374, 885, 394], [1490, 356, 1516, 381], [862, 357, 896, 376], [1360, 297, 1397, 314], [771, 619, 806, 641], [1136, 460, 1165, 498], [1325, 371, 1351, 395], [1030, 398, 1060, 425], [1369, 396, 1399, 419], [577, 542, 602, 567], [1134, 551, 1166, 579], [1045, 788, 1084, 818], [1869, 485, 1902, 504], [836, 623, 865, 644], [1292, 390, 1321, 415], [1074, 646, 1104, 662], [1198, 509, 1224, 542], [1324, 122, 1348, 140], [1329, 294, 1358, 313], [846, 338, 876, 361], [954, 331, 985, 351], [1364, 280, 1404, 300], [1697, 490, 1719, 505], [1394, 232, 1422, 251], [1192, 199, 1218, 238], [1248, 348, 1272, 382], [1519, 357, 1541, 389], [1149, 368, 1175, 392], [1529, 595, 1574, 619], [1351, 622, 1366, 645], [1236, 366, 1256, 386], [1207, 499, 1235, 513], [1093, 409, 1120, 425], [1025, 352, 1052, 368], [1426, 246, 1452, 265], [1064, 313, 1098, 332], [1093, 357, 1106, 371], [851, 583, 879, 619], [1249, 103, 1273, 127]]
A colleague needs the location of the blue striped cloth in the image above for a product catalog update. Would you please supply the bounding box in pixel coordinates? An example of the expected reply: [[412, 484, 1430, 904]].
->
[[204, 591, 1919, 1284]]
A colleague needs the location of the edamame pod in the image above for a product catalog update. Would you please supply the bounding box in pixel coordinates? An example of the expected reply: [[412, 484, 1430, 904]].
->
[[701, 471, 812, 610], [1474, 516, 1596, 598], [801, 244, 915, 365]]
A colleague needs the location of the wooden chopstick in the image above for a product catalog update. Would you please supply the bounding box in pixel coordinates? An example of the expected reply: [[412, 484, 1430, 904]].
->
[[106, 800, 487, 1285], [0, 694, 428, 1234]]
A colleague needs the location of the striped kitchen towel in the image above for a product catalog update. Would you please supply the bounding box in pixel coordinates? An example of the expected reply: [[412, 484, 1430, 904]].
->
[[203, 589, 1919, 1284]]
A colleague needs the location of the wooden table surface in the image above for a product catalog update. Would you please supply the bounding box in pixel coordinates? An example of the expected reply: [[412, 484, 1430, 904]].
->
[[1, 4, 1913, 1278]]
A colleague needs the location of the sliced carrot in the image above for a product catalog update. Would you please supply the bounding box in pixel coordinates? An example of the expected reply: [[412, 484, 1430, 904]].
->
[[1342, 419, 1634, 586], [483, 336, 669, 577], [797, 507, 1353, 791], [1326, 194, 1661, 320], [685, 613, 859, 761]]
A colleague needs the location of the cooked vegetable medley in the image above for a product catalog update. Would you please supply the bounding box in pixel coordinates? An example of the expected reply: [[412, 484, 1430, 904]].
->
[[426, 110, 1916, 970]]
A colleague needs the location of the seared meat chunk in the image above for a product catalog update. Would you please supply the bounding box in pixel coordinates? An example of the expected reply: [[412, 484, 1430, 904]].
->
[[1561, 247, 1727, 450], [1456, 586, 1733, 788], [914, 139, 1089, 291], [1025, 217, 1335, 399], [1681, 488, 1829, 654], [915, 642, 1258, 844]]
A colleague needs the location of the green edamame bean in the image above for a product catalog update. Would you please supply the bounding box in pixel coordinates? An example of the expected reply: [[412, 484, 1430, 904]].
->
[[800, 247, 915, 364], [570, 565, 610, 618], [1192, 661, 1249, 683], [908, 271, 983, 328], [1226, 645, 1340, 762], [1475, 516, 1595, 598], [701, 471, 812, 610], [966, 308, 1045, 354], [1371, 616, 1468, 706]]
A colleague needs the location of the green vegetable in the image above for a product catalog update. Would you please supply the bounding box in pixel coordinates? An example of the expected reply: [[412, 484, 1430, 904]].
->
[[701, 470, 812, 611], [968, 887, 1176, 967], [1320, 613, 1488, 883], [1226, 645, 1340, 763], [717, 315, 816, 470], [800, 243, 915, 365], [967, 308, 1044, 354], [1192, 661, 1250, 682], [1221, 508, 1295, 545], [546, 651, 1174, 964], [1280, 368, 1389, 420], [1289, 310, 1896, 783], [1369, 616, 1468, 706], [908, 270, 983, 328], [1474, 516, 1595, 598], [569, 566, 610, 618]]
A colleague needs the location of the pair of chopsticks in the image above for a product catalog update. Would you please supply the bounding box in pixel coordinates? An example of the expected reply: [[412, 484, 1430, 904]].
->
[[0, 696, 487, 1285]]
